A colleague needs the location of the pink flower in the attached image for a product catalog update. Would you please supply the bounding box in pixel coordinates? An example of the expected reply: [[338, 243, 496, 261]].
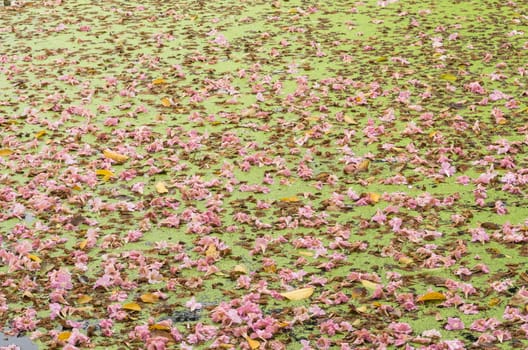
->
[[371, 209, 387, 224], [388, 322, 412, 334], [445, 317, 465, 330], [185, 296, 202, 312], [48, 268, 73, 290]]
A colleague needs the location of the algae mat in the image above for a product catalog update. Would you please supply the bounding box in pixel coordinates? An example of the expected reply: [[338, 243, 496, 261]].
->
[[0, 0, 528, 349]]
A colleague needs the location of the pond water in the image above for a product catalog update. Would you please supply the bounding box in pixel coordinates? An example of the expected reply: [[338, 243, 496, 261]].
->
[[0, 334, 39, 350]]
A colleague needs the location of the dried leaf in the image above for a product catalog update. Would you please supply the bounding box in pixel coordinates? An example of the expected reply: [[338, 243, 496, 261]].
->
[[27, 254, 41, 263], [205, 245, 219, 258], [280, 196, 299, 202], [343, 115, 357, 124], [440, 73, 457, 82], [140, 293, 159, 304], [103, 149, 128, 163], [149, 323, 171, 331], [155, 181, 168, 194], [57, 331, 71, 341], [357, 159, 370, 172], [0, 148, 13, 156], [368, 192, 381, 203], [34, 130, 47, 139], [77, 295, 93, 304], [123, 302, 142, 311], [361, 279, 381, 290], [95, 169, 115, 181], [161, 97, 172, 107], [297, 250, 313, 257], [152, 78, 167, 85], [398, 256, 414, 265], [79, 239, 88, 250], [280, 287, 314, 301], [488, 297, 501, 306], [417, 291, 447, 302], [244, 336, 260, 350], [232, 264, 248, 274]]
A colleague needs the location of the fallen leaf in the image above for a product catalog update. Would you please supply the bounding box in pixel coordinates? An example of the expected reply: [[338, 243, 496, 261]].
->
[[27, 254, 41, 263], [398, 256, 414, 265], [155, 181, 168, 193], [34, 130, 47, 139], [361, 280, 381, 290], [439, 73, 457, 82], [244, 336, 260, 350], [280, 287, 314, 301], [140, 293, 159, 303], [123, 302, 142, 311], [343, 115, 357, 124], [57, 331, 71, 341], [79, 239, 88, 250], [280, 196, 299, 202], [77, 295, 93, 304], [152, 78, 167, 85], [0, 148, 13, 156], [368, 192, 381, 203], [232, 264, 248, 274], [103, 149, 128, 163], [356, 159, 370, 172], [205, 245, 219, 259], [149, 323, 171, 331], [95, 169, 115, 181], [417, 291, 447, 302], [161, 97, 172, 107]]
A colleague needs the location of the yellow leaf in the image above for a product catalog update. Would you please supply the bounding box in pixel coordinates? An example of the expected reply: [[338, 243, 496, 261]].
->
[[0, 148, 13, 156], [361, 280, 381, 290], [161, 97, 172, 107], [77, 295, 93, 304], [57, 331, 71, 341], [357, 159, 370, 172], [280, 196, 299, 203], [417, 291, 447, 302], [205, 245, 219, 259], [72, 185, 82, 191], [343, 115, 357, 124], [95, 169, 115, 181], [376, 56, 388, 62], [232, 264, 248, 274], [123, 302, 142, 311], [244, 336, 260, 350], [488, 297, 501, 307], [103, 149, 129, 163], [152, 78, 167, 85], [398, 256, 414, 265], [149, 323, 171, 331], [298, 250, 313, 257], [155, 181, 168, 194], [368, 192, 381, 203], [263, 264, 276, 273], [140, 293, 159, 303], [440, 73, 457, 82], [34, 130, 47, 139], [356, 305, 368, 313], [27, 254, 41, 263], [280, 287, 314, 301], [79, 239, 88, 250]]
